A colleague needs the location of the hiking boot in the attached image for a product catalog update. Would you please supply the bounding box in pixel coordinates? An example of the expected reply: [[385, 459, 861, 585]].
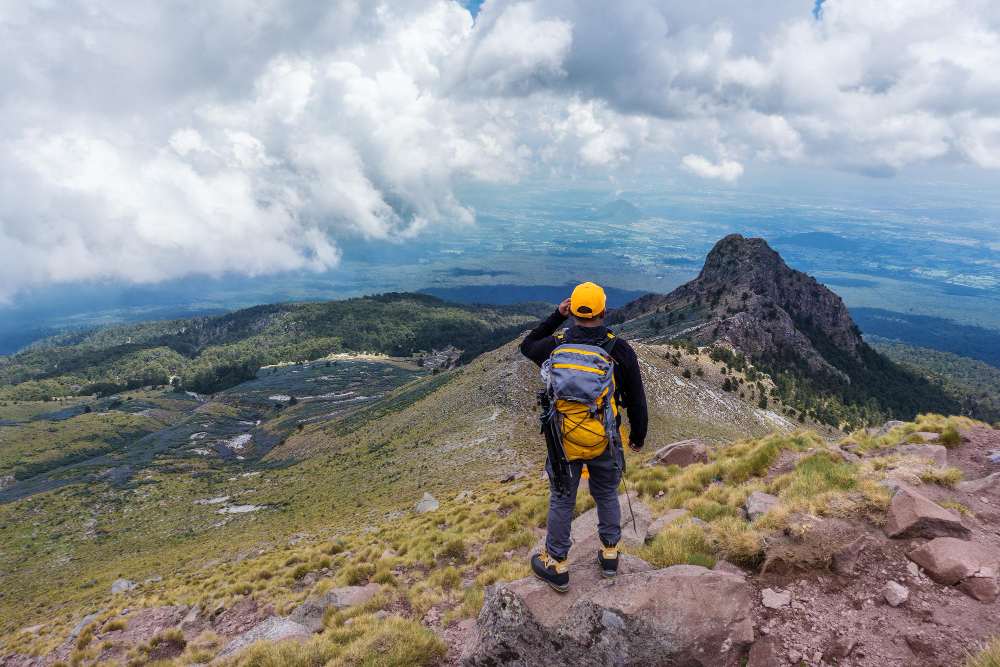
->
[[531, 552, 569, 593], [597, 543, 619, 578]]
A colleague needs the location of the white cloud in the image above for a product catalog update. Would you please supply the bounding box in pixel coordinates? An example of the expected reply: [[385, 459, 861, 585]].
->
[[2, 0, 1000, 300], [681, 154, 745, 182]]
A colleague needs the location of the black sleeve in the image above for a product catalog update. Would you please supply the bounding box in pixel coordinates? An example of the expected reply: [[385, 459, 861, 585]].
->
[[613, 341, 648, 446], [519, 310, 566, 366]]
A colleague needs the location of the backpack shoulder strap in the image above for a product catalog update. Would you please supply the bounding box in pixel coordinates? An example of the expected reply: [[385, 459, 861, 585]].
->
[[553, 328, 568, 342], [600, 331, 618, 355]]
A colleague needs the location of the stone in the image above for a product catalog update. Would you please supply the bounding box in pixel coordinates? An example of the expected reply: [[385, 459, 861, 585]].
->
[[69, 611, 104, 638], [712, 560, 746, 577], [745, 491, 780, 521], [644, 508, 689, 542], [957, 472, 1000, 494], [883, 581, 909, 607], [414, 492, 439, 513], [647, 439, 709, 468], [462, 564, 753, 667], [0, 474, 14, 491], [823, 635, 857, 661], [288, 583, 381, 632], [908, 538, 1000, 586], [217, 617, 311, 659], [534, 494, 651, 566], [897, 444, 948, 467], [832, 535, 866, 576], [876, 420, 906, 436], [958, 573, 1000, 604], [761, 588, 791, 609], [912, 431, 941, 443], [111, 578, 137, 594], [884, 485, 970, 539]]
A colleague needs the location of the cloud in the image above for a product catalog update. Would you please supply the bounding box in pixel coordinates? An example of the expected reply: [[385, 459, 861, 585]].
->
[[681, 154, 745, 182], [2, 0, 1000, 300]]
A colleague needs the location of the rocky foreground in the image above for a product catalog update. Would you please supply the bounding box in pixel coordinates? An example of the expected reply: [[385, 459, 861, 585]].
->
[[4, 419, 1000, 666]]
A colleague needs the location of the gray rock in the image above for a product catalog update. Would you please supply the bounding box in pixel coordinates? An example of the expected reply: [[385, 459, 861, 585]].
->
[[0, 474, 14, 491], [897, 444, 948, 467], [647, 439, 709, 468], [288, 583, 381, 632], [884, 485, 970, 539], [883, 580, 909, 607], [644, 508, 690, 543], [111, 578, 137, 594], [832, 535, 866, 576], [958, 571, 999, 603], [462, 564, 753, 667], [216, 617, 311, 659], [69, 611, 104, 639], [875, 420, 906, 437], [957, 472, 1000, 494], [415, 492, 439, 513], [761, 587, 791, 609], [745, 491, 780, 521], [908, 538, 1000, 586], [912, 431, 941, 443]]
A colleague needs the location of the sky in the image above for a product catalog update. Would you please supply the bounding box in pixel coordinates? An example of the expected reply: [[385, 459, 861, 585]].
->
[[2, 0, 999, 305]]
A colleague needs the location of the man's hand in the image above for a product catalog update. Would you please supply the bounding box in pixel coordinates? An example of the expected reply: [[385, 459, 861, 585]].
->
[[557, 297, 572, 318], [628, 441, 643, 453]]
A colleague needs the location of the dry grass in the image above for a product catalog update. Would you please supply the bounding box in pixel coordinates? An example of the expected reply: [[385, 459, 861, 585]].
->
[[967, 637, 1000, 667]]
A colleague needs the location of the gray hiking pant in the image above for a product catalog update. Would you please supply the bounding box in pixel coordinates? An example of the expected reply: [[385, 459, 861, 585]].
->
[[544, 446, 622, 561]]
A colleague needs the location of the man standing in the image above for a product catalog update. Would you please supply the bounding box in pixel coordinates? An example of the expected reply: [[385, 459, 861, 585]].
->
[[520, 281, 648, 592]]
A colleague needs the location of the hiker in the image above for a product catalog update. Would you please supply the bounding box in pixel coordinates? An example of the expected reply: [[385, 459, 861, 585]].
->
[[520, 281, 648, 592]]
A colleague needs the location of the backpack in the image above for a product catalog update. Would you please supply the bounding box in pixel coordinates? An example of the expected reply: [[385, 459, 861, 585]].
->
[[540, 330, 623, 461]]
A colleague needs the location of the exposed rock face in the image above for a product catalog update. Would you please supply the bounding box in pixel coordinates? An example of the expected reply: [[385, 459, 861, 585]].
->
[[534, 495, 651, 565], [745, 491, 780, 521], [415, 492, 439, 513], [647, 439, 709, 468], [908, 538, 1000, 595], [884, 485, 970, 539], [289, 584, 381, 632], [463, 564, 754, 667], [217, 617, 311, 659]]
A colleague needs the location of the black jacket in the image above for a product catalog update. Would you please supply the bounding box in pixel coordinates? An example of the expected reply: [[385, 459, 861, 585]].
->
[[519, 310, 648, 447]]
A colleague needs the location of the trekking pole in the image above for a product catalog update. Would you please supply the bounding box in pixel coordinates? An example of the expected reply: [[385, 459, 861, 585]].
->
[[616, 440, 639, 538]]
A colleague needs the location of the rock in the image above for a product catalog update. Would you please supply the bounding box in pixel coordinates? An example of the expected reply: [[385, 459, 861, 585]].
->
[[907, 561, 922, 578], [989, 451, 1000, 464], [501, 472, 525, 483], [761, 588, 791, 609], [216, 617, 311, 659], [288, 583, 381, 632], [644, 508, 689, 543], [883, 581, 909, 607], [957, 472, 1000, 494], [69, 611, 104, 638], [912, 431, 941, 443], [832, 535, 866, 576], [18, 624, 45, 636], [455, 490, 473, 502], [823, 635, 857, 661], [905, 632, 937, 658], [908, 538, 1000, 586], [958, 573, 999, 603], [0, 474, 14, 491], [534, 495, 651, 566], [143, 575, 163, 585], [745, 491, 780, 521], [747, 636, 781, 667], [712, 560, 746, 577], [897, 444, 948, 467], [414, 492, 439, 513], [647, 439, 709, 468], [111, 578, 137, 594], [884, 485, 970, 539], [462, 564, 753, 667]]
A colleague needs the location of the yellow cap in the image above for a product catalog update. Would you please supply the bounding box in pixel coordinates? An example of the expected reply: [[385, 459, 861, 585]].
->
[[570, 282, 606, 319]]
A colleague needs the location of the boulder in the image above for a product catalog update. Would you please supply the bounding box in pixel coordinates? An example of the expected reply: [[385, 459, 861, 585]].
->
[[288, 583, 381, 632], [415, 492, 439, 513], [644, 508, 689, 543], [745, 491, 780, 521], [884, 485, 970, 539], [897, 444, 948, 467], [958, 571, 999, 603], [908, 538, 1000, 586], [69, 611, 104, 639], [956, 472, 1000, 494], [647, 439, 709, 468], [110, 579, 137, 594], [831, 535, 866, 576], [883, 581, 909, 607], [216, 617, 311, 659], [463, 564, 754, 667], [534, 495, 651, 566]]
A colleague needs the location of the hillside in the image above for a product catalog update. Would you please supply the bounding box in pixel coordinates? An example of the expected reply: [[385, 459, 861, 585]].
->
[[611, 234, 958, 429], [0, 294, 546, 400]]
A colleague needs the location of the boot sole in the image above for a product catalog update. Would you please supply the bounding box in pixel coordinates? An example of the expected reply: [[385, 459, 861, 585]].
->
[[533, 571, 569, 593], [598, 555, 618, 578]]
